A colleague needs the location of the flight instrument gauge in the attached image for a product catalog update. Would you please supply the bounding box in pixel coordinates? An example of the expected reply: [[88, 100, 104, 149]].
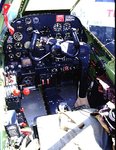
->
[[14, 42, 22, 49], [25, 17, 32, 24], [63, 22, 71, 31], [53, 23, 62, 32], [13, 32, 23, 41], [33, 17, 39, 24]]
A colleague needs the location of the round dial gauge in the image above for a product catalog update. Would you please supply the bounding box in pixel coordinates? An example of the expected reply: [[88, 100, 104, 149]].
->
[[25, 17, 32, 24], [7, 44, 12, 50], [33, 17, 39, 24], [8, 53, 14, 59], [14, 42, 22, 49], [16, 52, 21, 58], [55, 33, 63, 39], [64, 32, 71, 40], [16, 20, 23, 29], [13, 32, 23, 41], [63, 22, 71, 31], [53, 23, 62, 32]]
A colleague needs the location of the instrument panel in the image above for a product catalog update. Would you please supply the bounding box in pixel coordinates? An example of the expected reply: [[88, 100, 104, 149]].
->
[[4, 14, 87, 61], [3, 13, 88, 87]]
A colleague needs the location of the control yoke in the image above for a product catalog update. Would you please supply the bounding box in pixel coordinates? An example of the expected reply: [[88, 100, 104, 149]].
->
[[29, 28, 80, 61]]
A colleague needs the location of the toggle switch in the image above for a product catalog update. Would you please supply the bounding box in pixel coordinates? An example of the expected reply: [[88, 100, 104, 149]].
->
[[47, 79, 50, 85], [42, 79, 45, 85]]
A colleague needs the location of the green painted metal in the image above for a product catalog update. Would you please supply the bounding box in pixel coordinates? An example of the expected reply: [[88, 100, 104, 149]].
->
[[105, 60, 115, 85], [84, 27, 115, 85], [17, 0, 30, 18]]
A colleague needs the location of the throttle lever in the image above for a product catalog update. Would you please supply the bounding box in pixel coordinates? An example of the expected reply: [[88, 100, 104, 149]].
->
[[71, 28, 80, 49]]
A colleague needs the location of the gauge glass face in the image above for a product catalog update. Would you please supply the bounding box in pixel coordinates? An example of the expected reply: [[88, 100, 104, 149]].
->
[[55, 33, 63, 39], [7, 44, 12, 50], [14, 42, 22, 49], [13, 32, 23, 41], [63, 22, 71, 31], [33, 17, 39, 24], [15, 20, 23, 29], [16, 20, 22, 24], [53, 23, 62, 32], [16, 52, 21, 58], [8, 53, 14, 59], [25, 17, 32, 24], [64, 32, 71, 40]]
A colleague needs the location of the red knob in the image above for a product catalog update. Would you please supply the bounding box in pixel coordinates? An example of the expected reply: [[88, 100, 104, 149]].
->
[[20, 107, 24, 112], [20, 122, 27, 127], [23, 88, 30, 95], [13, 89, 20, 96]]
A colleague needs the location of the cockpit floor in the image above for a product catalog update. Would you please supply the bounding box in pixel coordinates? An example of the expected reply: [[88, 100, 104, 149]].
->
[[21, 83, 77, 126], [21, 89, 47, 126], [43, 83, 77, 114]]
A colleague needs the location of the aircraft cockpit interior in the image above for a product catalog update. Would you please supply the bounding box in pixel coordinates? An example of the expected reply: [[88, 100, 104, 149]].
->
[[3, 0, 91, 119], [0, 0, 115, 149]]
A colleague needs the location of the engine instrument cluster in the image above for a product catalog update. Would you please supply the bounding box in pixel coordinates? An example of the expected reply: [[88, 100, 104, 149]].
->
[[3, 13, 88, 87]]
